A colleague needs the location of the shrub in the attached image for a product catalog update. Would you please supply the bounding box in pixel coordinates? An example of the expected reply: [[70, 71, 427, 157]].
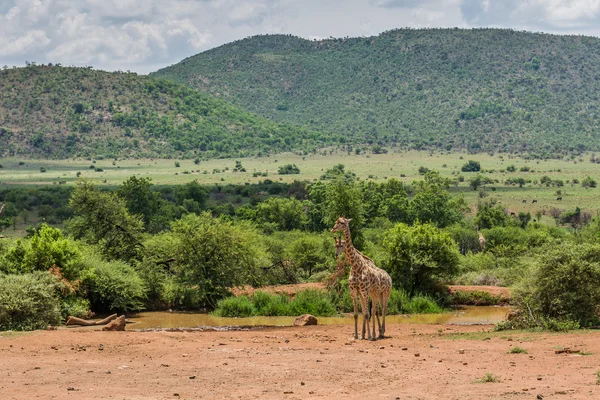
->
[[450, 290, 502, 306], [461, 160, 481, 172], [383, 222, 460, 294], [81, 254, 146, 312], [289, 289, 336, 317], [251, 291, 291, 316], [60, 296, 91, 319], [0, 272, 62, 330], [403, 294, 442, 314], [213, 296, 256, 317], [508, 346, 527, 354], [278, 164, 300, 175], [511, 243, 600, 328]]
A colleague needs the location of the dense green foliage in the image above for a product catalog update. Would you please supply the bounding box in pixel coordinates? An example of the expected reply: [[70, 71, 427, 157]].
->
[[154, 29, 600, 157], [0, 65, 319, 158], [0, 271, 62, 330], [213, 289, 336, 317], [510, 244, 600, 328]]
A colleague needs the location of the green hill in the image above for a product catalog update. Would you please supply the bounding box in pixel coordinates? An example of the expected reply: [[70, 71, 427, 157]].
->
[[153, 28, 600, 157], [0, 65, 322, 159]]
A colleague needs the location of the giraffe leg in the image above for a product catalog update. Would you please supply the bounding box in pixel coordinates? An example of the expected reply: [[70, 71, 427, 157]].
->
[[370, 296, 378, 341], [375, 295, 383, 339], [380, 291, 389, 339], [351, 291, 359, 340], [359, 292, 370, 340]]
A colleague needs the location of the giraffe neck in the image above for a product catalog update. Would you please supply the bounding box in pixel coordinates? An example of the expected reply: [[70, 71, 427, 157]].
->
[[343, 226, 364, 274]]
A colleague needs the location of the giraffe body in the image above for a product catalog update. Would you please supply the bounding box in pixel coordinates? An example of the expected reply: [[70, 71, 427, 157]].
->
[[477, 226, 486, 251], [331, 217, 392, 340]]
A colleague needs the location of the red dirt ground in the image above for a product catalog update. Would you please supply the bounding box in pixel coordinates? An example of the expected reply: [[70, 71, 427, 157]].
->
[[2, 323, 600, 400]]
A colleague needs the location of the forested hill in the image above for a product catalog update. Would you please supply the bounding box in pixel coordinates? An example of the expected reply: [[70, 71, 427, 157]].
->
[[0, 65, 322, 159], [153, 29, 600, 157]]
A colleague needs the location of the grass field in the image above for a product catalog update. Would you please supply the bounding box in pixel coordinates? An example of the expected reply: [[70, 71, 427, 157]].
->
[[1, 150, 600, 215]]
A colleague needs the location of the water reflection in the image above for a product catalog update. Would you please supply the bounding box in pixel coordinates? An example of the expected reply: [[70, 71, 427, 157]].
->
[[128, 306, 508, 330]]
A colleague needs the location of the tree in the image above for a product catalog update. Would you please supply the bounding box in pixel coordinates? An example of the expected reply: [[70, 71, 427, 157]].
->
[[518, 211, 531, 229], [469, 174, 483, 191], [117, 176, 162, 230], [410, 171, 466, 228], [163, 213, 265, 306], [68, 180, 144, 262], [514, 243, 600, 327], [506, 165, 516, 172], [278, 164, 300, 174], [582, 176, 597, 188], [324, 178, 365, 248], [288, 234, 330, 278], [461, 160, 481, 172], [255, 197, 308, 231], [475, 200, 508, 229], [383, 222, 460, 294]]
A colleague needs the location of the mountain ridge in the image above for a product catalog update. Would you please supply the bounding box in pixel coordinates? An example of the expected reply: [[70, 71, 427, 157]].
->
[[152, 28, 600, 157]]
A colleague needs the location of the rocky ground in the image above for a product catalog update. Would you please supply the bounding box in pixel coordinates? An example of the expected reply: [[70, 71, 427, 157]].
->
[[2, 322, 599, 400]]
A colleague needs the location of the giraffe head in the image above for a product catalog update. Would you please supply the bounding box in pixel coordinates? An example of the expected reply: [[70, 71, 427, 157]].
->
[[334, 237, 345, 258], [330, 216, 351, 233]]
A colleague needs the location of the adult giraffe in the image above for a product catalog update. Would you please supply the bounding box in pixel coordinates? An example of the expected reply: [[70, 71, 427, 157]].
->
[[331, 217, 392, 340]]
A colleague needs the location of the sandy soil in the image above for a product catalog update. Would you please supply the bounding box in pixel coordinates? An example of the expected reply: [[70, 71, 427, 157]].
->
[[2, 323, 600, 400]]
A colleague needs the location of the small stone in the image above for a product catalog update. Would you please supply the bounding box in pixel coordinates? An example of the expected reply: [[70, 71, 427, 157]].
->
[[522, 388, 528, 392], [283, 391, 293, 394], [189, 376, 196, 379], [381, 364, 387, 368], [537, 377, 542, 381], [414, 353, 420, 357], [67, 387, 76, 391], [379, 346, 385, 350], [173, 393, 180, 397], [458, 349, 465, 354], [507, 338, 513, 341], [463, 362, 468, 365], [537, 395, 544, 400], [402, 347, 408, 351], [160, 364, 170, 367], [105, 371, 111, 374], [300, 382, 305, 386]]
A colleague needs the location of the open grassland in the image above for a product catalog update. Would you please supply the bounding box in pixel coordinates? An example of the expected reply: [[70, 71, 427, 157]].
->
[[2, 150, 600, 213]]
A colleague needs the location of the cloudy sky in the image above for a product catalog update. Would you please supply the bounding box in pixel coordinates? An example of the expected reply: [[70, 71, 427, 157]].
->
[[2, 0, 600, 74]]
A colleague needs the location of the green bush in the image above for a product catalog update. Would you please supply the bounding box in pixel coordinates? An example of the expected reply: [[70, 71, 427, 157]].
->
[[251, 291, 291, 316], [60, 296, 91, 319], [213, 296, 256, 317], [450, 290, 502, 306], [511, 243, 600, 328], [404, 294, 443, 314], [162, 277, 204, 309], [0, 272, 62, 331], [383, 222, 460, 294], [289, 289, 336, 317], [81, 253, 146, 312]]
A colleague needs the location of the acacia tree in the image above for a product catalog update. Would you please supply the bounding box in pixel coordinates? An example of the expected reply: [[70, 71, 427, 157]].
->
[[166, 213, 265, 307], [68, 180, 144, 262], [324, 178, 365, 249]]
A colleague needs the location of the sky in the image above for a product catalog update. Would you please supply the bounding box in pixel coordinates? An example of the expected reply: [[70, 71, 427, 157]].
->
[[2, 0, 600, 74]]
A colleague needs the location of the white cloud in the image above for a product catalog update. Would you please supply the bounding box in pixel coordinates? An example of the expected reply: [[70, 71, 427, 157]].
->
[[1, 0, 600, 73]]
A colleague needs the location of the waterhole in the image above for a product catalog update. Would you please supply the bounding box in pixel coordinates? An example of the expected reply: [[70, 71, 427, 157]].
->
[[128, 306, 508, 330]]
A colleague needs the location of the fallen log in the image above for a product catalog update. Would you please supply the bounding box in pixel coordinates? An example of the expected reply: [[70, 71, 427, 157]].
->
[[66, 313, 118, 326]]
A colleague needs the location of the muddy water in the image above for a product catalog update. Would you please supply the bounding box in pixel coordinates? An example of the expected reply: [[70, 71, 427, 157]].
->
[[128, 306, 509, 330]]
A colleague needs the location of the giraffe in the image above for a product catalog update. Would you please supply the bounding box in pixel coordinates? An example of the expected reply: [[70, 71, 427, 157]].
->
[[331, 217, 392, 340], [477, 226, 486, 251]]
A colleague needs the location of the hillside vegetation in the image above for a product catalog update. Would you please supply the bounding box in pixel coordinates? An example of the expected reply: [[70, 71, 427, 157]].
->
[[153, 29, 600, 157], [0, 65, 321, 159]]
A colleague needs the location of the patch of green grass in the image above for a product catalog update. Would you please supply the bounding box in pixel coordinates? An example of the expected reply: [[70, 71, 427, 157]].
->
[[596, 370, 600, 385], [477, 372, 500, 383], [508, 346, 527, 354]]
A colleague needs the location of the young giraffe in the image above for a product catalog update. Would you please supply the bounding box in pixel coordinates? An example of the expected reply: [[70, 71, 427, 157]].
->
[[477, 226, 486, 251], [331, 217, 392, 340]]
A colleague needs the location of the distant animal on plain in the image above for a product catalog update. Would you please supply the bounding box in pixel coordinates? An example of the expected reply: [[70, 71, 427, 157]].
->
[[510, 212, 516, 216], [557, 196, 562, 201], [532, 199, 537, 203], [522, 199, 527, 203]]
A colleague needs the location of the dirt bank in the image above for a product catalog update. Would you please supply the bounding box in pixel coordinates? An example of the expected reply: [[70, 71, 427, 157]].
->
[[1, 323, 599, 399]]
